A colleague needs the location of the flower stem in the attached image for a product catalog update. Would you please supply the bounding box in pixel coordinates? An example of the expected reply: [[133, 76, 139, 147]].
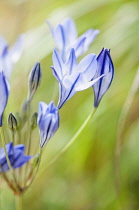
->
[[16, 196, 22, 210], [0, 127, 12, 171], [0, 127, 18, 191], [39, 107, 97, 176], [115, 68, 139, 195], [24, 147, 42, 189]]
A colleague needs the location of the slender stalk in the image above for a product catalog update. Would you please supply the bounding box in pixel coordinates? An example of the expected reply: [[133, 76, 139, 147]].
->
[[16, 196, 22, 210], [24, 107, 96, 187], [0, 127, 13, 171], [24, 147, 42, 189], [39, 107, 97, 176], [115, 68, 139, 195], [0, 127, 18, 191]]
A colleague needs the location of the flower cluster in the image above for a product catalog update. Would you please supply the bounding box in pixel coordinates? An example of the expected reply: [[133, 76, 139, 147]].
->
[[0, 17, 114, 195]]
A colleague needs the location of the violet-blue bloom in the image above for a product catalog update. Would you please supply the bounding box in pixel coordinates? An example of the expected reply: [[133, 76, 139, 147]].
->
[[47, 18, 99, 62], [0, 35, 23, 79], [93, 48, 114, 107], [37, 101, 59, 148], [0, 142, 32, 172], [0, 71, 10, 126], [52, 48, 104, 109]]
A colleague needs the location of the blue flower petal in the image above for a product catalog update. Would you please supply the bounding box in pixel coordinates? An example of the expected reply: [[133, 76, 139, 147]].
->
[[65, 48, 77, 74], [77, 53, 97, 80], [0, 143, 32, 172], [52, 48, 65, 79], [0, 71, 10, 126], [93, 48, 114, 107], [37, 102, 59, 148]]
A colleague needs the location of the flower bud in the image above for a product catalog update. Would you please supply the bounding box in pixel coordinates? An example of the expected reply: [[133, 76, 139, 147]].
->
[[28, 62, 42, 102], [93, 48, 114, 107], [37, 101, 59, 148], [8, 113, 17, 131], [31, 153, 40, 169], [15, 112, 22, 129], [30, 112, 38, 129]]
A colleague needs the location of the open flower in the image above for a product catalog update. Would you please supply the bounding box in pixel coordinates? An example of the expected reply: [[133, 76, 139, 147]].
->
[[0, 71, 10, 126], [37, 101, 59, 148], [0, 35, 23, 79], [52, 48, 104, 109], [47, 18, 99, 62], [93, 48, 114, 107], [0, 142, 32, 172]]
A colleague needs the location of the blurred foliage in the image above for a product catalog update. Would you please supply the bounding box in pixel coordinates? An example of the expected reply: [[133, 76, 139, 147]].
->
[[0, 0, 139, 209]]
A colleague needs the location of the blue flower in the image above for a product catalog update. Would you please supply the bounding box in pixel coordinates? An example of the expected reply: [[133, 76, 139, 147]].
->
[[37, 101, 59, 148], [0, 142, 32, 172], [52, 48, 104, 109], [0, 71, 10, 126], [0, 35, 23, 79], [93, 48, 114, 107], [47, 18, 99, 62]]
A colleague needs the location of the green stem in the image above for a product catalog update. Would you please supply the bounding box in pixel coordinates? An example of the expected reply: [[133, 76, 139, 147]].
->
[[115, 68, 139, 195], [16, 196, 22, 210], [39, 107, 97, 176], [24, 148, 42, 189], [0, 127, 18, 191], [0, 127, 13, 172]]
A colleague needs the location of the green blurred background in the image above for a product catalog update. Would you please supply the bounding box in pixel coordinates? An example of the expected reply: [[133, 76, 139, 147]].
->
[[0, 0, 139, 209]]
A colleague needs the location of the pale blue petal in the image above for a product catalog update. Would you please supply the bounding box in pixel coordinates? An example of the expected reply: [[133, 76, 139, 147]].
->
[[13, 154, 32, 169], [54, 25, 66, 52], [77, 53, 97, 80], [73, 37, 86, 58], [0, 71, 10, 126], [37, 101, 48, 123], [53, 48, 65, 79], [82, 29, 99, 50], [46, 114, 59, 140], [65, 48, 77, 74], [58, 73, 80, 108], [62, 18, 77, 46], [51, 66, 61, 83], [75, 73, 105, 91], [74, 29, 99, 58], [0, 143, 32, 172], [0, 142, 13, 162]]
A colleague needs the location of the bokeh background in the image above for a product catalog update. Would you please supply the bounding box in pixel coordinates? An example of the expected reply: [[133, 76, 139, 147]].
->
[[0, 0, 139, 209]]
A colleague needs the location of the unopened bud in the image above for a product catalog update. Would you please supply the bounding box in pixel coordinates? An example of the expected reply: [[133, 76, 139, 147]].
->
[[31, 153, 40, 169], [15, 112, 22, 129], [8, 113, 17, 131], [31, 112, 38, 129], [28, 62, 42, 102]]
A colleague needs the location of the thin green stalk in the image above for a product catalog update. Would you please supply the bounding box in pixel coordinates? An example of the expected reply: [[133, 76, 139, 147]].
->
[[39, 107, 97, 177], [0, 127, 13, 171], [115, 68, 139, 195], [0, 127, 18, 191], [24, 147, 42, 189], [16, 196, 22, 210]]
